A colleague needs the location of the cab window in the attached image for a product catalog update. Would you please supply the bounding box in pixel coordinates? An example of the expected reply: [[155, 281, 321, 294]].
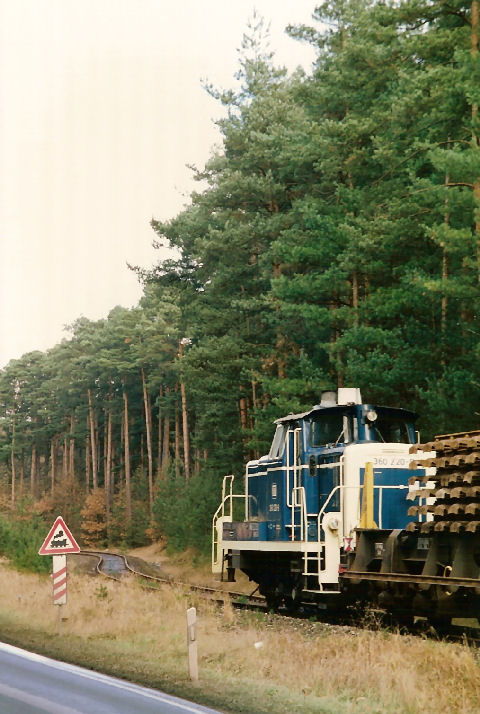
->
[[269, 425, 286, 458], [310, 413, 352, 447], [369, 417, 413, 444]]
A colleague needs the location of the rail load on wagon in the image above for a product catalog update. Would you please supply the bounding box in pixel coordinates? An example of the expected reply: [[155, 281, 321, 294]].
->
[[212, 388, 480, 624]]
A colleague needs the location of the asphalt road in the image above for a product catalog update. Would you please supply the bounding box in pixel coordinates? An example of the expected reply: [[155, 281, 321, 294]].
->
[[0, 642, 223, 714]]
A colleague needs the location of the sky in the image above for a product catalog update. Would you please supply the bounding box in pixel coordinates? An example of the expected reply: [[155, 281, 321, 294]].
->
[[0, 0, 317, 368]]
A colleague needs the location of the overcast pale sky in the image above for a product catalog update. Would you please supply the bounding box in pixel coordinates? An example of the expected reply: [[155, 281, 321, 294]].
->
[[0, 0, 317, 368]]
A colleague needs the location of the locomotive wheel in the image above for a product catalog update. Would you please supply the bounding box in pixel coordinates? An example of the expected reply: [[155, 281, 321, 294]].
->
[[264, 592, 282, 612], [284, 586, 302, 615]]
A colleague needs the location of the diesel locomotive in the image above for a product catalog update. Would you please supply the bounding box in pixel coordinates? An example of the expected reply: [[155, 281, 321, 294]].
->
[[212, 388, 480, 623]]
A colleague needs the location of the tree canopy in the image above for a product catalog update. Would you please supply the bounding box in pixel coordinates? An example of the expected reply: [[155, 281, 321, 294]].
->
[[1, 0, 480, 551]]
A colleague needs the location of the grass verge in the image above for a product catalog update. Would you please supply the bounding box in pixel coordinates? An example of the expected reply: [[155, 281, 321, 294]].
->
[[0, 562, 479, 713]]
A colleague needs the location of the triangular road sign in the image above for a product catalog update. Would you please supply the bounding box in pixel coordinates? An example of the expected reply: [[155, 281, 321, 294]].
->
[[38, 516, 81, 555]]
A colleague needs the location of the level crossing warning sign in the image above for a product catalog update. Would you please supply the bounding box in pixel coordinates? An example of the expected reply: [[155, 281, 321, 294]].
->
[[38, 516, 80, 555]]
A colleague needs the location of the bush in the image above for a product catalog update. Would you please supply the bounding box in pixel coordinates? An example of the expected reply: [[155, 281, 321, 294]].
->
[[0, 513, 50, 573], [81, 490, 107, 547], [153, 470, 223, 555]]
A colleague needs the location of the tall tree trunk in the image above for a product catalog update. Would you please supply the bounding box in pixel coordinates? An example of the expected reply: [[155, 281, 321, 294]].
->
[[85, 428, 91, 493], [239, 386, 248, 430], [69, 414, 75, 478], [63, 437, 68, 479], [19, 460, 24, 496], [95, 418, 100, 486], [175, 402, 181, 479], [162, 386, 170, 476], [105, 407, 112, 529], [178, 341, 191, 480], [251, 374, 259, 458], [103, 414, 108, 479], [50, 438, 56, 496], [123, 385, 132, 523], [87, 388, 98, 489], [120, 409, 125, 491], [110, 444, 116, 502], [157, 386, 163, 479], [141, 368, 154, 514], [251, 375, 257, 412], [11, 416, 15, 506], [162, 412, 170, 470], [30, 443, 36, 496]]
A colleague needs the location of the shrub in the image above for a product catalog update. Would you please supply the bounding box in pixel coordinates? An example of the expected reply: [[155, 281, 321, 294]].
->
[[81, 490, 107, 547], [0, 513, 50, 573], [153, 470, 223, 554]]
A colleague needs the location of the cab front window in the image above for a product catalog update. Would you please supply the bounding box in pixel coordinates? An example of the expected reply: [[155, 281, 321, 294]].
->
[[310, 413, 352, 447], [369, 416, 413, 444]]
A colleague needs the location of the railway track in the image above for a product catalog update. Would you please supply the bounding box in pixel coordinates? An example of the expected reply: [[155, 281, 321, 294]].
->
[[73, 550, 480, 645], [75, 550, 265, 605]]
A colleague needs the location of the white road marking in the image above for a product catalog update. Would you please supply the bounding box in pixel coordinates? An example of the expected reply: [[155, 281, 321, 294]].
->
[[0, 641, 217, 713], [0, 681, 85, 714]]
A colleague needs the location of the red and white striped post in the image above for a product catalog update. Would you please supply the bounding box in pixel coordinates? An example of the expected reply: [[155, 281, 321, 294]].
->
[[53, 555, 67, 605], [53, 555, 67, 635], [38, 516, 80, 635]]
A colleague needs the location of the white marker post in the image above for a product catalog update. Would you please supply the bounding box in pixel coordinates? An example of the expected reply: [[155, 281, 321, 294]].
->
[[186, 607, 198, 681], [38, 516, 80, 634]]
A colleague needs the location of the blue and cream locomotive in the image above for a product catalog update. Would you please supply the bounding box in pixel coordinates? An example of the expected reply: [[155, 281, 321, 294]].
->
[[213, 387, 480, 623], [213, 388, 424, 610]]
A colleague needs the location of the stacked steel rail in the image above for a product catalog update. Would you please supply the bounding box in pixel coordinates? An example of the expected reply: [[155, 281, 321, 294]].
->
[[407, 430, 480, 533]]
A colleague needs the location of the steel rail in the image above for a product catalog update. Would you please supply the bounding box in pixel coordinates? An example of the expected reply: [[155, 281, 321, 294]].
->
[[78, 550, 264, 604], [76, 551, 480, 644]]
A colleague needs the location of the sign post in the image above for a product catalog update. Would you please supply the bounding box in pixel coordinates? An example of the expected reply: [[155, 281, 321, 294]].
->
[[38, 516, 80, 634]]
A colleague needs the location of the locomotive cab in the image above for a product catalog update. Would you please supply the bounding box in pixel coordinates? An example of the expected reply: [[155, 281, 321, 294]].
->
[[244, 390, 418, 542]]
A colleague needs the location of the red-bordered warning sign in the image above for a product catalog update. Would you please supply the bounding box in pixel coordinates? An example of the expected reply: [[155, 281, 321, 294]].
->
[[38, 516, 80, 555]]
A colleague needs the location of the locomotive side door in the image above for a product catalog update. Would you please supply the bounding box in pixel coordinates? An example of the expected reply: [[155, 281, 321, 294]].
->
[[281, 422, 303, 540], [308, 409, 353, 515]]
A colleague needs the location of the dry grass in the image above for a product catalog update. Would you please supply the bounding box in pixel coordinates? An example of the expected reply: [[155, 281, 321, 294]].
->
[[0, 562, 480, 713]]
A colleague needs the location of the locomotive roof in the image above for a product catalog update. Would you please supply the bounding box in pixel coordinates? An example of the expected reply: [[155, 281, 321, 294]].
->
[[274, 403, 417, 425]]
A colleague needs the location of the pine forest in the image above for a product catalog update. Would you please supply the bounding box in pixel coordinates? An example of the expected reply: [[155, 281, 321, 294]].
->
[[2, 0, 480, 559]]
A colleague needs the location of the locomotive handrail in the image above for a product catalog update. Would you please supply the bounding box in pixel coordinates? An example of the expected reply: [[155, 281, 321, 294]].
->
[[318, 485, 343, 535], [212, 475, 233, 523], [291, 486, 307, 541], [286, 427, 302, 509], [212, 474, 243, 574], [375, 484, 409, 528]]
